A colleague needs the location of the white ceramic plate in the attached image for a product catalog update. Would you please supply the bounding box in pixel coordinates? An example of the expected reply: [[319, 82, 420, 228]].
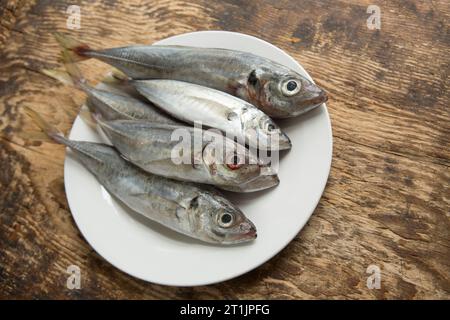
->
[[64, 31, 332, 286]]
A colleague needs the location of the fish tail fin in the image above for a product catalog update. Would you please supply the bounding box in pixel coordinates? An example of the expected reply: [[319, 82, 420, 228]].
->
[[43, 49, 92, 93], [41, 68, 75, 86], [78, 106, 98, 130], [54, 32, 92, 62], [102, 68, 129, 85], [23, 106, 69, 145], [59, 49, 91, 91]]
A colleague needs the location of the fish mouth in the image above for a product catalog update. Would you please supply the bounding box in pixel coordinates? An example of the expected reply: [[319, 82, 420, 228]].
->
[[244, 227, 257, 240], [293, 84, 328, 116], [255, 132, 291, 151], [240, 225, 257, 242], [225, 221, 257, 244], [242, 174, 280, 192], [240, 220, 257, 240], [304, 85, 328, 108], [277, 132, 292, 150], [309, 88, 328, 106]]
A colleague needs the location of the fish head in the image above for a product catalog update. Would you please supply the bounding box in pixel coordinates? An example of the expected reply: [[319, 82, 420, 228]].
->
[[189, 193, 257, 244], [245, 113, 291, 150], [202, 137, 261, 186], [246, 68, 328, 118]]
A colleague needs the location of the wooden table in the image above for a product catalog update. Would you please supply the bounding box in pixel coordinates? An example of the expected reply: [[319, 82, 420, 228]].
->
[[0, 0, 448, 299]]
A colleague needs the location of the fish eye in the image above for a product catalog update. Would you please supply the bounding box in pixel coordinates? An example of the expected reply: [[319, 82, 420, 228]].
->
[[218, 212, 234, 228], [248, 70, 259, 86], [261, 119, 279, 133], [227, 111, 238, 121], [281, 79, 301, 96], [287, 81, 297, 91]]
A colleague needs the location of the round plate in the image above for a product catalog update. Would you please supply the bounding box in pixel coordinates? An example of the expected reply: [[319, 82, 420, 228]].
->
[[64, 31, 332, 286]]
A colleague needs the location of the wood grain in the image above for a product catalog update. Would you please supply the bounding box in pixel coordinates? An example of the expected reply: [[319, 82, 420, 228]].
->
[[0, 0, 449, 299]]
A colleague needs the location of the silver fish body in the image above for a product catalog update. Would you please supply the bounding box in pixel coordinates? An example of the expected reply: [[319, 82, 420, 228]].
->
[[94, 118, 266, 190], [131, 80, 291, 151], [55, 134, 257, 244], [71, 43, 327, 118]]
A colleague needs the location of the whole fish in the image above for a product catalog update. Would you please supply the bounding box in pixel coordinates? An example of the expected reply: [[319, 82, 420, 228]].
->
[[55, 33, 328, 118], [26, 108, 257, 244], [129, 79, 292, 151], [93, 116, 269, 191]]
